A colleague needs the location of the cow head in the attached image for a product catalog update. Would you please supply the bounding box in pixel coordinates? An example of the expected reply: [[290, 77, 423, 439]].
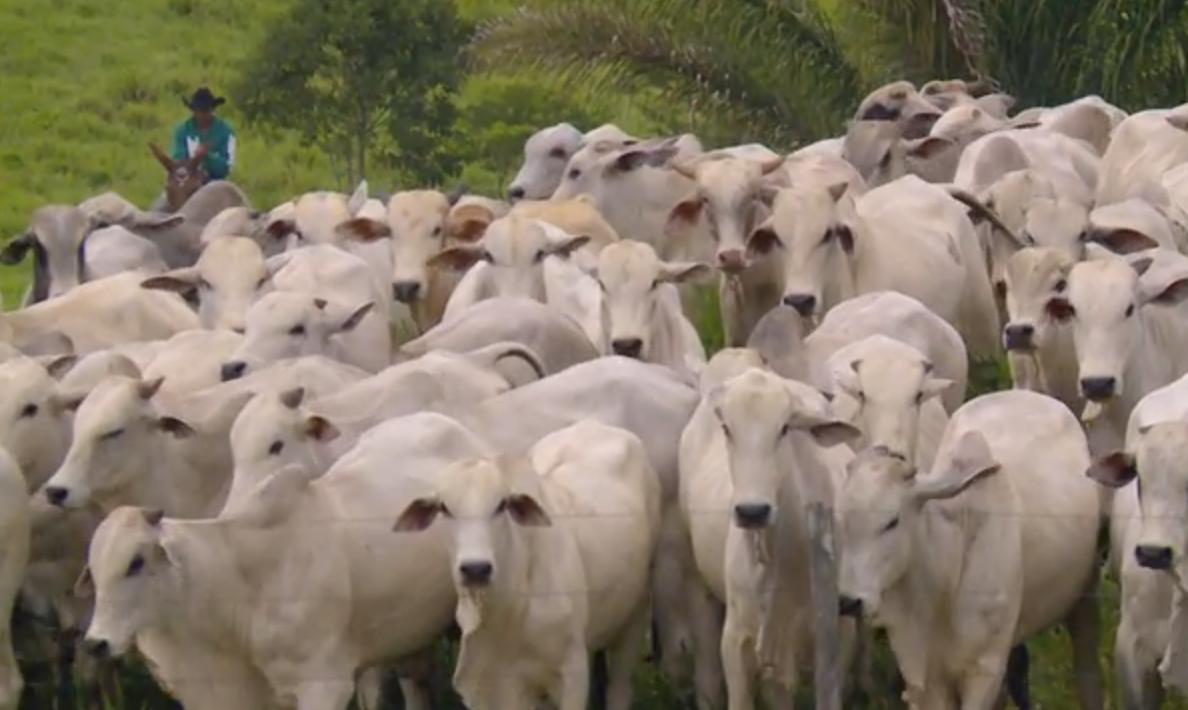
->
[[1001, 247, 1075, 355], [142, 236, 271, 333], [838, 432, 1000, 621], [507, 123, 585, 202]]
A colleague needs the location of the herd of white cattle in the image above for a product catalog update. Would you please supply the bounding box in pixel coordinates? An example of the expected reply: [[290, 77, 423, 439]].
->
[[2, 77, 1188, 709]]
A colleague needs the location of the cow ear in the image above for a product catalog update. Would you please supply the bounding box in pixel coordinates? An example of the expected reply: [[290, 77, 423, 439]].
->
[[43, 354, 78, 380], [265, 218, 297, 241], [73, 566, 94, 599], [138, 377, 165, 400], [658, 261, 713, 285], [747, 222, 782, 257], [336, 302, 374, 333], [664, 195, 704, 237], [303, 415, 340, 442], [142, 508, 165, 526], [610, 146, 675, 173], [808, 421, 863, 448], [1086, 451, 1137, 488], [1144, 277, 1188, 307], [830, 224, 855, 253], [1167, 114, 1188, 132], [451, 218, 492, 243], [920, 376, 954, 400], [141, 267, 200, 293], [279, 387, 305, 410], [545, 235, 591, 259], [904, 136, 954, 160], [156, 416, 196, 439], [826, 181, 849, 203], [1094, 229, 1160, 254], [912, 430, 1000, 504], [393, 498, 443, 532], [505, 493, 552, 527], [1130, 256, 1155, 277], [0, 233, 34, 265], [427, 246, 486, 272], [335, 217, 391, 243], [50, 393, 86, 414], [132, 213, 185, 231]]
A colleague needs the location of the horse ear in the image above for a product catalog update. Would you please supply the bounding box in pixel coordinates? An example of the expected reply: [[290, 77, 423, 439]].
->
[[148, 143, 173, 171]]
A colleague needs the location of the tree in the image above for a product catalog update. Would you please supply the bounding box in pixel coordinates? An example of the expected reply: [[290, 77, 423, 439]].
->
[[235, 0, 468, 188]]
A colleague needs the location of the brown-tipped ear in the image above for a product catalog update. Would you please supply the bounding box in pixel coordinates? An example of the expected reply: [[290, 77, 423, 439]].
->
[[73, 566, 94, 599], [338, 302, 374, 332], [659, 261, 714, 284], [505, 493, 552, 527], [313, 298, 328, 310], [142, 508, 165, 526], [664, 196, 704, 237], [148, 142, 174, 171], [156, 416, 196, 438], [830, 224, 855, 253], [827, 181, 849, 203], [51, 393, 86, 414], [451, 218, 492, 243], [1086, 451, 1137, 488], [335, 217, 391, 242], [1147, 278, 1188, 307], [138, 377, 165, 400], [1167, 114, 1188, 132], [266, 219, 297, 241], [140, 275, 197, 294], [0, 233, 34, 265], [45, 354, 78, 379], [427, 246, 487, 272], [280, 387, 305, 410], [393, 498, 443, 532], [1093, 228, 1160, 254], [747, 224, 782, 256], [303, 415, 340, 442], [545, 235, 591, 259]]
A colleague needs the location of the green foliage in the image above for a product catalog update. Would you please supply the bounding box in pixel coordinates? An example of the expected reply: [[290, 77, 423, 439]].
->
[[234, 0, 469, 189]]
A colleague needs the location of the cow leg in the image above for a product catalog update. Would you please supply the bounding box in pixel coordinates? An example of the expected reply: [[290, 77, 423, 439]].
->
[[295, 678, 356, 710], [604, 601, 649, 710], [689, 583, 725, 710], [1065, 590, 1105, 710], [720, 620, 756, 710], [355, 667, 382, 710], [1114, 617, 1164, 710], [653, 507, 693, 681], [1004, 644, 1030, 710], [958, 651, 1010, 710], [557, 643, 590, 710]]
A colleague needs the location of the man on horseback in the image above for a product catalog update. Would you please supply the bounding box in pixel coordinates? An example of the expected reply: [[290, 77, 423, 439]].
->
[[170, 86, 236, 182]]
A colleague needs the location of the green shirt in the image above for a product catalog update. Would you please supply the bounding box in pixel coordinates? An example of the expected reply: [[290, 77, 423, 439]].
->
[[171, 116, 236, 180]]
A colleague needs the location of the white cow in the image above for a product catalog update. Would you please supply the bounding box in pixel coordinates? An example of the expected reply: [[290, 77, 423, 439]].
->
[[594, 240, 710, 373], [0, 272, 199, 355], [0, 449, 28, 710], [1063, 255, 1188, 452], [394, 420, 660, 710], [749, 175, 1000, 358], [140, 236, 272, 332], [1097, 107, 1188, 206], [395, 297, 599, 376], [80, 412, 488, 710], [0, 356, 76, 490], [838, 390, 1103, 709], [508, 123, 635, 201]]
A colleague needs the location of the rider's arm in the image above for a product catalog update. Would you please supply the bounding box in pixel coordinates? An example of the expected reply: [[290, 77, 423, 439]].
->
[[203, 123, 235, 179]]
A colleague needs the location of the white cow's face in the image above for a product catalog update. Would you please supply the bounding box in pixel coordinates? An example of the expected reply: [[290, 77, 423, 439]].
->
[[221, 292, 374, 380], [666, 158, 777, 273], [508, 123, 584, 202], [595, 241, 710, 359], [0, 357, 73, 487], [838, 432, 1000, 621], [226, 388, 338, 507], [394, 458, 551, 594], [41, 377, 193, 510], [429, 215, 589, 302], [1022, 198, 1088, 261], [551, 141, 678, 207], [747, 184, 849, 319], [830, 338, 951, 464], [1002, 248, 1074, 354], [14, 206, 93, 301], [80, 507, 171, 657], [142, 237, 270, 333], [1065, 259, 1144, 402], [712, 368, 858, 530]]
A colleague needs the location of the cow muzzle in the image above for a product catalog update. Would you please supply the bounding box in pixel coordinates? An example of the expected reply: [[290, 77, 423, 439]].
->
[[458, 560, 494, 587], [717, 249, 747, 274], [1135, 544, 1173, 571], [611, 338, 644, 359], [392, 281, 422, 304], [782, 293, 817, 317], [1080, 376, 1117, 402], [221, 361, 248, 382], [44, 486, 70, 508], [1003, 323, 1036, 352], [84, 638, 111, 659], [733, 502, 772, 529], [838, 595, 863, 617]]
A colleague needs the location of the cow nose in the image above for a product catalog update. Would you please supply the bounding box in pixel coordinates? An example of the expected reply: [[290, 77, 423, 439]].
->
[[508, 186, 526, 202], [459, 560, 494, 586], [838, 596, 863, 617], [782, 293, 817, 316], [717, 249, 746, 273], [612, 338, 644, 359], [231, 326, 246, 335], [733, 503, 772, 529], [392, 281, 422, 304], [1003, 323, 1036, 351], [85, 639, 110, 659], [1135, 545, 1173, 570], [44, 486, 68, 507], [221, 361, 247, 382], [1080, 376, 1117, 402]]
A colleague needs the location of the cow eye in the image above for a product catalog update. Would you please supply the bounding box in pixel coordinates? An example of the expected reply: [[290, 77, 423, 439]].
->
[[568, 168, 582, 180], [1047, 299, 1076, 323], [288, 324, 306, 336], [268, 440, 284, 456], [882, 517, 900, 533], [720, 423, 732, 439], [101, 428, 125, 441], [548, 147, 568, 160], [19, 403, 37, 419], [915, 391, 924, 405], [494, 499, 508, 516], [780, 423, 791, 438], [1125, 304, 1135, 318], [432, 226, 442, 237], [650, 278, 660, 291], [1054, 278, 1067, 293], [820, 230, 833, 245], [256, 276, 269, 290], [533, 249, 547, 264], [126, 554, 145, 577], [1077, 230, 1088, 242]]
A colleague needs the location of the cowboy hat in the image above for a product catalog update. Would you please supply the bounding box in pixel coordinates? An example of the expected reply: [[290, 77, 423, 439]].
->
[[182, 87, 226, 111]]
